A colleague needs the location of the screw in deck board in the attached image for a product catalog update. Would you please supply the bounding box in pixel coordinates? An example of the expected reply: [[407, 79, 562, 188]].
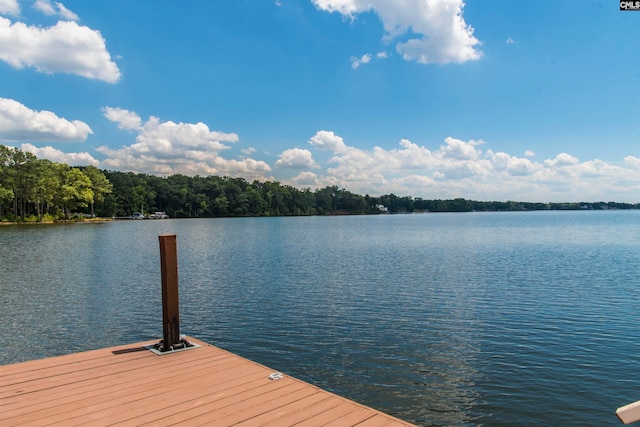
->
[[159, 234, 180, 350]]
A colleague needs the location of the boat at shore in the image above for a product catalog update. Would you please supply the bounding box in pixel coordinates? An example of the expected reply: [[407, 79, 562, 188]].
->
[[148, 211, 169, 219], [112, 212, 169, 220]]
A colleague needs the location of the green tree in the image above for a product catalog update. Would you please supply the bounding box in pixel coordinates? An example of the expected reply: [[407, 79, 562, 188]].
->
[[7, 148, 38, 220], [33, 159, 59, 220], [245, 183, 266, 215], [83, 166, 113, 217], [55, 165, 94, 220], [0, 145, 14, 219], [130, 184, 153, 215], [314, 186, 336, 214], [264, 181, 284, 215], [212, 194, 229, 216]]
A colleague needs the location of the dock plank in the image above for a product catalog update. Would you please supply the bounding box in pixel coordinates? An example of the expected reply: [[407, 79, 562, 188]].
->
[[0, 349, 228, 402], [0, 337, 415, 427], [253, 395, 348, 426], [0, 351, 233, 411], [4, 358, 259, 425], [231, 392, 332, 426], [65, 368, 282, 426]]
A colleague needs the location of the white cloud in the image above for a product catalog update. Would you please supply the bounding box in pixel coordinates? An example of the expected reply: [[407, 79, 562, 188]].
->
[[288, 171, 324, 188], [241, 147, 256, 155], [312, 0, 359, 16], [275, 148, 319, 169], [34, 0, 56, 15], [34, 0, 79, 21], [624, 155, 640, 169], [350, 53, 371, 69], [525, 150, 535, 157], [0, 17, 121, 82], [506, 37, 515, 46], [21, 143, 99, 166], [308, 130, 347, 152], [306, 132, 492, 190], [0, 97, 92, 142], [390, 139, 437, 169], [313, 0, 482, 65], [102, 108, 239, 155], [439, 136, 483, 160], [0, 0, 19, 16], [296, 130, 640, 202], [99, 107, 271, 179], [52, 2, 78, 21], [102, 107, 142, 131], [489, 151, 537, 176], [544, 152, 579, 168], [351, 52, 389, 68]]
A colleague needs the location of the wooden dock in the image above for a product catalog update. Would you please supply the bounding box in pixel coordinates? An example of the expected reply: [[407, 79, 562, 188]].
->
[[0, 336, 416, 426]]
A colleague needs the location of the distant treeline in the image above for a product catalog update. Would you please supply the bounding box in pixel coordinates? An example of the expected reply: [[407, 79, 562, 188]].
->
[[97, 172, 640, 217], [1, 144, 638, 222]]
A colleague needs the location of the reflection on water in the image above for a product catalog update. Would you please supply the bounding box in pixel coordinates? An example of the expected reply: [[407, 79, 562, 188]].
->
[[1, 211, 639, 426]]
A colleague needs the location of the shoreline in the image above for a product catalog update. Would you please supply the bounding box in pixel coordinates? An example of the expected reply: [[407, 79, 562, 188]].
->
[[1, 208, 637, 226], [0, 218, 113, 226]]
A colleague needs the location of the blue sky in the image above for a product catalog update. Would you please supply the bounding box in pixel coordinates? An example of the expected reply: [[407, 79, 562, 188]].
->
[[0, 0, 638, 202]]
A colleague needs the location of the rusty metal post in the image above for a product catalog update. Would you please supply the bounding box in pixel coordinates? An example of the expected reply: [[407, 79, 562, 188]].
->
[[159, 234, 181, 350]]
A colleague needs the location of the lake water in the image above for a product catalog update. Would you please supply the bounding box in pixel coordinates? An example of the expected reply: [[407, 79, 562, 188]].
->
[[1, 211, 639, 426]]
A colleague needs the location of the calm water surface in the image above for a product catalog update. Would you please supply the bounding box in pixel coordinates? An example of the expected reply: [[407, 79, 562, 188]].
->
[[1, 211, 639, 426]]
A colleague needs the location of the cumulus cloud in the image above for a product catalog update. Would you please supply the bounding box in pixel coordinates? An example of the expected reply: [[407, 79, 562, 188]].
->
[[440, 136, 483, 160], [0, 97, 92, 142], [313, 0, 482, 65], [389, 139, 437, 169], [308, 130, 347, 152], [0, 17, 121, 82], [297, 130, 640, 202], [275, 148, 319, 169], [102, 107, 142, 131], [306, 131, 491, 188], [21, 143, 99, 166], [99, 107, 271, 178], [489, 151, 537, 176], [34, 0, 79, 21], [544, 153, 579, 168], [288, 171, 326, 188], [505, 37, 515, 46], [624, 155, 640, 169], [0, 0, 19, 16]]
